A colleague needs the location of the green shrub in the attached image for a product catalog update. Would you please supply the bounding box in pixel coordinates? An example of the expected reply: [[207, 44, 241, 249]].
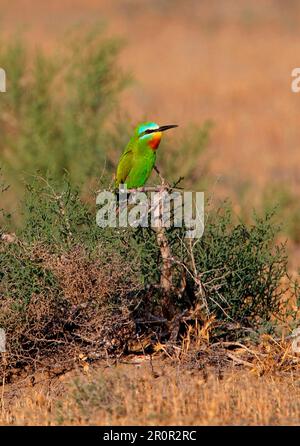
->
[[18, 178, 295, 327], [0, 28, 128, 189], [132, 205, 291, 330], [0, 176, 296, 373], [191, 207, 288, 325]]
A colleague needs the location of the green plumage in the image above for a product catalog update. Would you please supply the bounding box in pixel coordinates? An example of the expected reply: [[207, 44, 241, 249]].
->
[[115, 122, 178, 189], [115, 123, 157, 189]]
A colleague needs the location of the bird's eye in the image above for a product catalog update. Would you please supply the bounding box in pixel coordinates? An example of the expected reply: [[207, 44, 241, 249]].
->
[[144, 129, 153, 135]]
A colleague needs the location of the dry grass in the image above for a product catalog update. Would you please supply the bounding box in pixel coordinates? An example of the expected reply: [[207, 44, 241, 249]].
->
[[1, 358, 300, 426], [1, 324, 300, 426]]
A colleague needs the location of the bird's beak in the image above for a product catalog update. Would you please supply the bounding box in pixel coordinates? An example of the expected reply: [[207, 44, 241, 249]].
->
[[157, 124, 178, 132]]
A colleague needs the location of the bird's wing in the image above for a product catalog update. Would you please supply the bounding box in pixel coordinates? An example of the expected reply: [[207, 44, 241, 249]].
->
[[115, 149, 133, 187]]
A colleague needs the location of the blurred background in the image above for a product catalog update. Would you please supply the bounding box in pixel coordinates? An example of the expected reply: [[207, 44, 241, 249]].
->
[[1, 0, 300, 259]]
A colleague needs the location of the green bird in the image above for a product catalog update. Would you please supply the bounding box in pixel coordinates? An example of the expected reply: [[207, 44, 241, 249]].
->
[[115, 122, 178, 189]]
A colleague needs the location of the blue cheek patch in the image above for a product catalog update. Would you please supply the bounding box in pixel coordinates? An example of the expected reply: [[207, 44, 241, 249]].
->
[[140, 133, 151, 141]]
